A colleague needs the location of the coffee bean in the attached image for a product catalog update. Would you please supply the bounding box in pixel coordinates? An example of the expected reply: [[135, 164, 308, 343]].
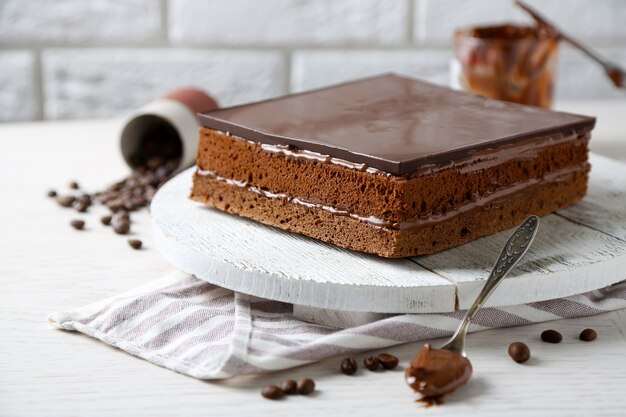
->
[[340, 357, 358, 375], [541, 329, 562, 344], [123, 200, 136, 211], [78, 194, 92, 205], [57, 195, 76, 208], [147, 156, 163, 170], [280, 379, 298, 395], [106, 199, 124, 212], [508, 342, 531, 363], [54, 158, 178, 248], [96, 193, 111, 204], [73, 201, 89, 213], [128, 239, 142, 250], [579, 328, 597, 342], [132, 195, 147, 207], [377, 353, 399, 370], [111, 181, 124, 192], [91, 157, 176, 214], [114, 211, 131, 223], [70, 219, 85, 230], [261, 385, 283, 400], [363, 355, 380, 371], [113, 221, 130, 235], [297, 378, 315, 395]]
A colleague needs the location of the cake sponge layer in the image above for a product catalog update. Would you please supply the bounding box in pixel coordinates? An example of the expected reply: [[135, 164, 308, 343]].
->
[[191, 166, 588, 257], [196, 128, 590, 224]]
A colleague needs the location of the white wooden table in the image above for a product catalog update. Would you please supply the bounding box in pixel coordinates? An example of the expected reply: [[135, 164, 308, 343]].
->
[[1, 100, 626, 417]]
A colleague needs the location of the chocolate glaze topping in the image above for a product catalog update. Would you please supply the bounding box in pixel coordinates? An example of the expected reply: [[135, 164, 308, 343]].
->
[[198, 74, 595, 175], [405, 343, 473, 401]]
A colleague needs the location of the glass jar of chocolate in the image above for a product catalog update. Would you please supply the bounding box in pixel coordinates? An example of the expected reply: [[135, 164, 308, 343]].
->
[[453, 24, 559, 108]]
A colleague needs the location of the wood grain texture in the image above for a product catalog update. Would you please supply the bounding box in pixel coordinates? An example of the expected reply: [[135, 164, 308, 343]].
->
[[1, 118, 626, 417], [557, 154, 626, 241], [417, 213, 626, 309], [153, 154, 626, 313]]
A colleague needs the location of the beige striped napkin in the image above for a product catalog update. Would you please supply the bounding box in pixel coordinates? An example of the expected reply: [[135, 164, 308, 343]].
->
[[49, 271, 626, 379]]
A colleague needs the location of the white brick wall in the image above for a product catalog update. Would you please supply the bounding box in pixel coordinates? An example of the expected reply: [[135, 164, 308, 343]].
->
[[0, 0, 624, 121], [169, 0, 409, 46], [557, 46, 626, 100], [416, 0, 626, 46], [292, 50, 451, 92], [0, 0, 162, 46], [42, 49, 285, 119], [0, 51, 37, 121]]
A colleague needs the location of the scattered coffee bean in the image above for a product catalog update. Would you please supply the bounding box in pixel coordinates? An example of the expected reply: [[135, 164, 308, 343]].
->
[[363, 355, 380, 371], [340, 357, 358, 375], [280, 379, 298, 395], [106, 200, 124, 212], [70, 219, 85, 230], [541, 329, 562, 344], [579, 328, 597, 342], [128, 239, 143, 250], [261, 385, 283, 400], [508, 342, 531, 363], [49, 156, 179, 248], [57, 195, 76, 208], [73, 200, 89, 213], [377, 353, 399, 370], [94, 157, 179, 214], [115, 211, 131, 223], [78, 194, 92, 205], [113, 220, 130, 235], [297, 378, 315, 395]]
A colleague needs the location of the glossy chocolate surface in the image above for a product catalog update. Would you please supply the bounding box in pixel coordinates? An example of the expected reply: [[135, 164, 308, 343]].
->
[[198, 74, 595, 175]]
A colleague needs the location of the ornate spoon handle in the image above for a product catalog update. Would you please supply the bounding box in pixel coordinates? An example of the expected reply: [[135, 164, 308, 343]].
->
[[443, 215, 540, 354]]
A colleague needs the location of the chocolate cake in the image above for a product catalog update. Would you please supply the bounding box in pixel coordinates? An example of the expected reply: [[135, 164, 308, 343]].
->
[[190, 74, 594, 258]]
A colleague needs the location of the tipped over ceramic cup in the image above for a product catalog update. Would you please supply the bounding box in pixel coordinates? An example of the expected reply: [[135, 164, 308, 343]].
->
[[120, 87, 219, 174]]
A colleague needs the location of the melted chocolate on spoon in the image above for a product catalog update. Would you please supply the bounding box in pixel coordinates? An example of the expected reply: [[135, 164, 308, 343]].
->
[[405, 343, 473, 405], [404, 216, 540, 406]]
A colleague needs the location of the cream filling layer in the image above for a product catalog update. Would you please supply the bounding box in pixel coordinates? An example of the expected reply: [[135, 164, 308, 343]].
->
[[217, 129, 590, 178], [218, 130, 391, 176], [196, 162, 588, 232]]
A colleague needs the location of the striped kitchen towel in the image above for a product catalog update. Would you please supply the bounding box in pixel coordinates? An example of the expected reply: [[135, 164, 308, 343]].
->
[[49, 271, 626, 379]]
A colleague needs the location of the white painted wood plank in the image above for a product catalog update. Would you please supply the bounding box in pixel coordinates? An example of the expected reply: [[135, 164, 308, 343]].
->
[[416, 214, 626, 310], [557, 153, 626, 241]]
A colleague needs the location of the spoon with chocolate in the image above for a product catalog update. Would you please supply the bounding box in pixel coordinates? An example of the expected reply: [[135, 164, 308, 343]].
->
[[406, 215, 540, 405], [516, 0, 625, 89]]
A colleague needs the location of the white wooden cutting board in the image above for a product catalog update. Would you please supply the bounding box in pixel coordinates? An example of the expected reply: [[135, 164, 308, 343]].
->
[[151, 153, 626, 315]]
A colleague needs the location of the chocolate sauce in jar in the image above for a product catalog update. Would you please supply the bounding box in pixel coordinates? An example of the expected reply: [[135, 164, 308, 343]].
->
[[454, 24, 559, 108]]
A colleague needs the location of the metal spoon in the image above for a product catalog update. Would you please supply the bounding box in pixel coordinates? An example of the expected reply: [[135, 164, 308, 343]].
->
[[405, 216, 540, 400], [441, 215, 540, 356], [515, 0, 625, 89]]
